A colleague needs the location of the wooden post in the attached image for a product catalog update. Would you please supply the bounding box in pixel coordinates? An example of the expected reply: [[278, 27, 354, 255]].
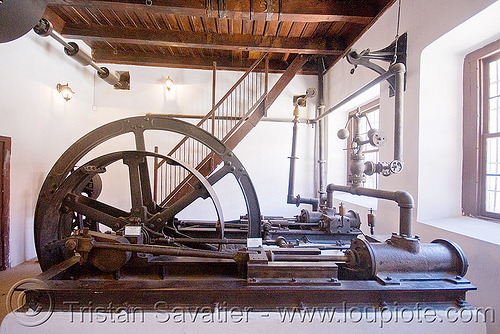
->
[[0, 136, 10, 270]]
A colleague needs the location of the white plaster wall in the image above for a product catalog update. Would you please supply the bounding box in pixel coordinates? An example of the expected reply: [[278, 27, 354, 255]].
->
[[325, 1, 500, 332], [0, 32, 95, 267], [326, 0, 499, 233], [0, 31, 317, 266]]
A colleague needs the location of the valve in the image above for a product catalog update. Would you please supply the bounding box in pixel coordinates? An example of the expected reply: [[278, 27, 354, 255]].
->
[[389, 160, 404, 174], [367, 208, 375, 235], [367, 129, 387, 147]]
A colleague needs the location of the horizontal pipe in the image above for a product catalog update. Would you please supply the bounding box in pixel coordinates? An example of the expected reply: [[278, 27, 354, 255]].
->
[[326, 184, 413, 237], [287, 195, 319, 210], [148, 113, 312, 123], [34, 19, 117, 80], [98, 66, 121, 86], [314, 67, 397, 122]]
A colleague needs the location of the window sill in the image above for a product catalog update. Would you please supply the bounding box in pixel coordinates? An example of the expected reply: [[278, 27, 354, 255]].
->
[[418, 216, 500, 246]]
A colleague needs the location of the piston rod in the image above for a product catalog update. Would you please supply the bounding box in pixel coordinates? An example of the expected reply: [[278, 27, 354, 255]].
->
[[93, 242, 235, 259]]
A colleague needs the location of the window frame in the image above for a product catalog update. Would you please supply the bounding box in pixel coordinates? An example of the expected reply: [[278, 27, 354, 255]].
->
[[463, 38, 500, 219]]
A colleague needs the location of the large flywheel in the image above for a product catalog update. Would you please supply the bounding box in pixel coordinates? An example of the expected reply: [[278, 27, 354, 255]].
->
[[35, 115, 261, 271]]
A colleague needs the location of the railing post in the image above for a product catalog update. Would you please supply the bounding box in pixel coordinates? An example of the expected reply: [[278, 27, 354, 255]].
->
[[264, 54, 269, 115], [153, 146, 159, 203], [212, 61, 216, 135]]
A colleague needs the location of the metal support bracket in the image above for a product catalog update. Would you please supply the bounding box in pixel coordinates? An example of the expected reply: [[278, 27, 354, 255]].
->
[[346, 33, 407, 96]]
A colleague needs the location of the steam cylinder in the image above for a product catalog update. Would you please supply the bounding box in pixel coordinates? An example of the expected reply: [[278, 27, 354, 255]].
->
[[346, 238, 468, 280]]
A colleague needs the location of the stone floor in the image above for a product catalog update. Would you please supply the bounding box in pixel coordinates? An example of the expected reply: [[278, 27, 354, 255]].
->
[[0, 260, 42, 323]]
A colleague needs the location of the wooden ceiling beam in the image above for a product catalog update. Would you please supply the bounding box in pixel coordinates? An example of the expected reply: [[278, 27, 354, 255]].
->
[[62, 23, 344, 55], [46, 0, 376, 23], [92, 49, 319, 74]]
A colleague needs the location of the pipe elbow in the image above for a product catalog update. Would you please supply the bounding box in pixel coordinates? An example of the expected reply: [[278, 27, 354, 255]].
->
[[287, 194, 299, 206], [394, 190, 413, 208], [390, 62, 406, 74]]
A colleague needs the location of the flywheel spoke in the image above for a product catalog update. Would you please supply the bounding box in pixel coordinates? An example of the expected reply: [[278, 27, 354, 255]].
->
[[63, 193, 127, 230]]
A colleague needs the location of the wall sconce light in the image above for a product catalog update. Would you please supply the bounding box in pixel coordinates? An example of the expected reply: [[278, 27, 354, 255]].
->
[[56, 83, 74, 101], [165, 76, 174, 91]]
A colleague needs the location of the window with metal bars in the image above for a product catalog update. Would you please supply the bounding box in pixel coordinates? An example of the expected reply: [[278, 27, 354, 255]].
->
[[347, 99, 380, 189], [463, 39, 500, 219]]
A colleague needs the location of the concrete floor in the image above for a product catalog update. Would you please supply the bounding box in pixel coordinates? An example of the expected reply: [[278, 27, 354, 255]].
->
[[0, 260, 42, 323]]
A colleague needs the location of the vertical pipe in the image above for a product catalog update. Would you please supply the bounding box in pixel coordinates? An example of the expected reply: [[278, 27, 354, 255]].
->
[[287, 119, 299, 202], [392, 63, 405, 162], [317, 59, 327, 203]]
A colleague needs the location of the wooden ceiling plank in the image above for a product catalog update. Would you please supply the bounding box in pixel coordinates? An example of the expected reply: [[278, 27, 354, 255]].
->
[[57, 7, 78, 25], [177, 15, 192, 31], [42, 7, 68, 31], [62, 24, 343, 55], [288, 22, 306, 38], [264, 21, 279, 37], [84, 7, 104, 25], [166, 14, 180, 30], [277, 21, 292, 37], [219, 18, 229, 35], [124, 11, 138, 27], [204, 17, 217, 33], [327, 21, 346, 36], [242, 20, 253, 35], [301, 22, 318, 38], [148, 13, 162, 30], [108, 9, 126, 27], [46, 0, 376, 23], [159, 14, 171, 30], [134, 11, 150, 29], [190, 16, 204, 32], [92, 49, 319, 74], [253, 20, 265, 36], [97, 8, 114, 26], [312, 21, 333, 37], [232, 19, 242, 35], [70, 7, 91, 25]]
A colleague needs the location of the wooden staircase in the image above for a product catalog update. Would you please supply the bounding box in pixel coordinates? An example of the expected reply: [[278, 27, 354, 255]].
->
[[153, 54, 310, 208]]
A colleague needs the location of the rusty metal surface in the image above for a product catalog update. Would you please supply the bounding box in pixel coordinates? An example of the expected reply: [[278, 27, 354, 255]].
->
[[34, 116, 262, 271], [31, 257, 474, 312], [29, 115, 477, 317]]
